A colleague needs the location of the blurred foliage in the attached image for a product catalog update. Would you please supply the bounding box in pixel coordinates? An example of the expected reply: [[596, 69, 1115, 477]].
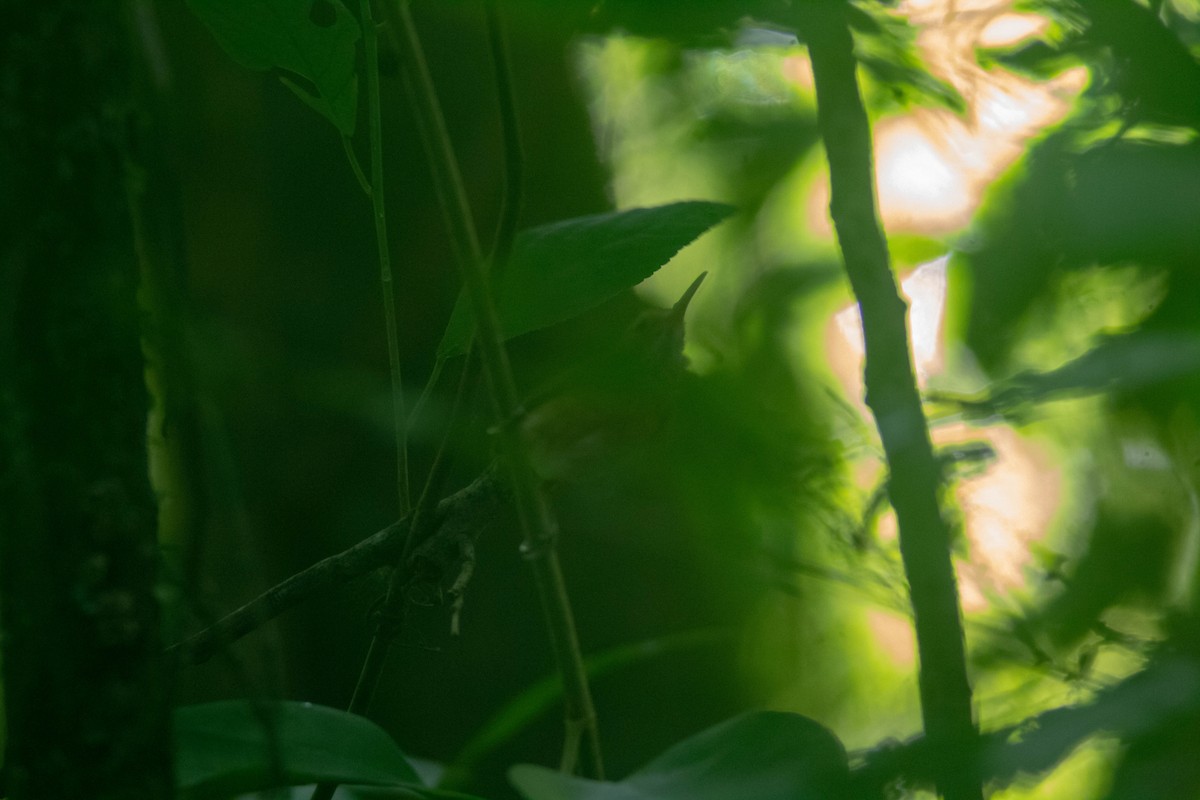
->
[[438, 202, 733, 356], [14, 0, 1200, 798], [510, 712, 850, 800], [187, 0, 361, 134], [175, 701, 423, 798]]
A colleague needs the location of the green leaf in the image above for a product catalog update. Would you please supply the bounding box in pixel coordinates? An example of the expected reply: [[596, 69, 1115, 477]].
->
[[347, 787, 492, 799], [509, 712, 850, 800], [186, 0, 360, 135], [175, 700, 420, 799], [956, 333, 1200, 421], [437, 201, 734, 357], [888, 234, 949, 268]]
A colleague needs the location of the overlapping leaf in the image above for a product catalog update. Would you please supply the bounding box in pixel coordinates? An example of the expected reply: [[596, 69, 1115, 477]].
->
[[438, 201, 734, 357], [187, 0, 360, 134], [175, 701, 420, 798]]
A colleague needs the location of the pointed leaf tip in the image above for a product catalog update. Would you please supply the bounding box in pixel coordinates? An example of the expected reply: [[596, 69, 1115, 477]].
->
[[438, 201, 734, 357]]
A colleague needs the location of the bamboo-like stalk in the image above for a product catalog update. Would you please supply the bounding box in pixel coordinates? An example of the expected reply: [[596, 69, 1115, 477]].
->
[[374, 0, 603, 779], [361, 0, 411, 519], [798, 5, 982, 800]]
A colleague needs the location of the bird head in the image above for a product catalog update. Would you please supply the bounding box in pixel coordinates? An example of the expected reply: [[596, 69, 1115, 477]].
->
[[517, 271, 708, 482], [620, 271, 707, 374]]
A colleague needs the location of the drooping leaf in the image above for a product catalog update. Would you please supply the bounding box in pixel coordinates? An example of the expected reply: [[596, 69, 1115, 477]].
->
[[437, 201, 734, 357], [174, 700, 420, 799], [186, 0, 360, 135], [984, 656, 1200, 784], [937, 333, 1200, 422], [509, 711, 850, 800]]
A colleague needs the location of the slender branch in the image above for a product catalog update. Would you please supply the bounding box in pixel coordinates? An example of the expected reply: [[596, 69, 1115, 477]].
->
[[342, 350, 479, 724], [168, 520, 405, 665], [484, 0, 523, 273], [362, 0, 411, 518], [379, 0, 603, 778], [798, 5, 981, 800], [334, 2, 523, 725], [396, 0, 522, 483], [167, 465, 508, 667]]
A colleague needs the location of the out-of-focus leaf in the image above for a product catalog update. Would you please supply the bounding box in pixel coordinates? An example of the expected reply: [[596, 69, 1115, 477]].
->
[[507, 0, 808, 45], [186, 0, 359, 135], [437, 202, 733, 357], [1067, 142, 1200, 266], [234, 787, 489, 799], [962, 137, 1200, 370], [695, 109, 820, 211], [977, 39, 1083, 81], [450, 630, 730, 778], [1020, 333, 1200, 395], [175, 701, 419, 799], [846, 2, 965, 112], [347, 787, 492, 799], [888, 235, 949, 268], [1077, 0, 1200, 130], [509, 712, 850, 800], [985, 657, 1200, 783], [956, 333, 1200, 420], [1041, 507, 1175, 646]]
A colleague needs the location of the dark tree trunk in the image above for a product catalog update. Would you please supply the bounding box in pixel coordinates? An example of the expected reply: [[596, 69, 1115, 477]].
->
[[0, 2, 173, 797]]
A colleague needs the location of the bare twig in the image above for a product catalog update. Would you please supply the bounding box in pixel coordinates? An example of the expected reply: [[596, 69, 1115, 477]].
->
[[168, 466, 507, 666]]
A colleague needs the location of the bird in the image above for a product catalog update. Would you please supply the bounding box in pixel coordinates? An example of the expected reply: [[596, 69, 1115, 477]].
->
[[516, 272, 708, 482]]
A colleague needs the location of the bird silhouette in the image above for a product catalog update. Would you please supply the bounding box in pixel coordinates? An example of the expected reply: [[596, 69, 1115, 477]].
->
[[517, 272, 707, 482]]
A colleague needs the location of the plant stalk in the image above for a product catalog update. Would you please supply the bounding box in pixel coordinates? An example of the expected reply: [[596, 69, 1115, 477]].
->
[[363, 0, 411, 518], [798, 5, 981, 800], [381, 0, 603, 778]]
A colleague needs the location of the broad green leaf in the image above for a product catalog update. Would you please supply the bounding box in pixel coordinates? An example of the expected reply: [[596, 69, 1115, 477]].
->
[[175, 700, 419, 799], [347, 787, 492, 799], [186, 0, 360, 135], [232, 787, 490, 799], [509, 712, 850, 800], [437, 201, 734, 357]]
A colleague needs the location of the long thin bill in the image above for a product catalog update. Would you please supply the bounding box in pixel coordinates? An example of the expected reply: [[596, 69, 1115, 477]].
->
[[669, 271, 708, 322]]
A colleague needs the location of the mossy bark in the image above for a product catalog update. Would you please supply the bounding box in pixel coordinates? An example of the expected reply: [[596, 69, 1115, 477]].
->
[[0, 2, 172, 797]]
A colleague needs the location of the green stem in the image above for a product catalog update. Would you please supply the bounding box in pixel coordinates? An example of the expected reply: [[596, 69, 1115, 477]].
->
[[799, 5, 980, 800], [311, 8, 411, 797], [397, 0, 522, 489], [381, 0, 603, 778], [362, 0, 411, 518], [484, 0, 522, 272], [342, 134, 372, 196]]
